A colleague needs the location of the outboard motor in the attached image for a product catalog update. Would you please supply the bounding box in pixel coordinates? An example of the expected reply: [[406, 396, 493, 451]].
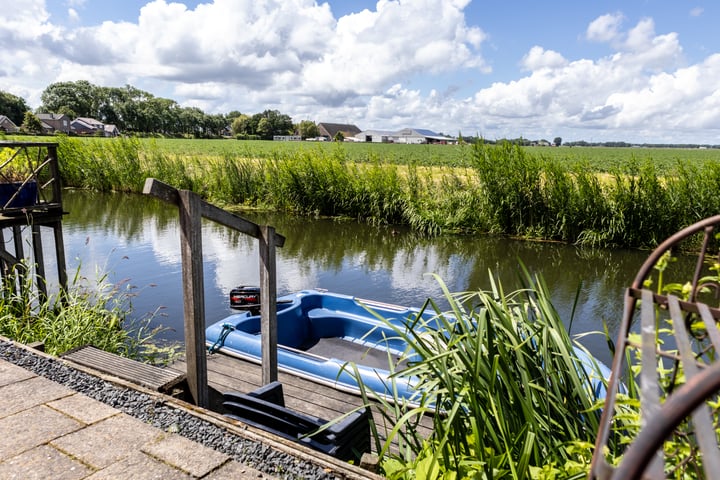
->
[[229, 286, 261, 315]]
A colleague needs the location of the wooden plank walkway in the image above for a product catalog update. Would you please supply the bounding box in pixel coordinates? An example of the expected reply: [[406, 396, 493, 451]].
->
[[63, 345, 186, 393], [170, 351, 433, 449]]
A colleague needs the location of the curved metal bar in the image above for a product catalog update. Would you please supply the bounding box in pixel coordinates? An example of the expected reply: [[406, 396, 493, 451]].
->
[[630, 215, 720, 290], [613, 361, 720, 479]]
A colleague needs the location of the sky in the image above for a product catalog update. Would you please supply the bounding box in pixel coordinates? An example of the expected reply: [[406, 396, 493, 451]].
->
[[1, 0, 719, 144]]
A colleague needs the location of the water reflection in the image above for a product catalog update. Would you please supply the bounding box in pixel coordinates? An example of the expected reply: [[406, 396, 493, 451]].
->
[[55, 191, 661, 364]]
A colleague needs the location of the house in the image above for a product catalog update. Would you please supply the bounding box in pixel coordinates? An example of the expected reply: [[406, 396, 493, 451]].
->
[[317, 123, 361, 140], [0, 115, 19, 133], [104, 124, 120, 137], [71, 117, 118, 136], [37, 113, 72, 134]]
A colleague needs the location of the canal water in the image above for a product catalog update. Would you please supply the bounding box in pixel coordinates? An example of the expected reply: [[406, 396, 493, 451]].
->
[[49, 190, 657, 364]]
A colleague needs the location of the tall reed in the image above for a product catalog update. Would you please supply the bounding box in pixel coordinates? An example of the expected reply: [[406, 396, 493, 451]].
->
[[55, 136, 720, 249], [0, 262, 175, 363], [358, 272, 609, 479]]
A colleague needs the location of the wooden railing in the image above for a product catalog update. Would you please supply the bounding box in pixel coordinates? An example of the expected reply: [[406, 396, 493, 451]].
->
[[0, 141, 62, 211], [0, 142, 66, 298], [143, 178, 285, 407]]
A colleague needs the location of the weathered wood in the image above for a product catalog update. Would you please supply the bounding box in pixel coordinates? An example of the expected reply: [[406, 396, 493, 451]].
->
[[63, 345, 186, 392], [260, 225, 278, 384], [178, 189, 208, 407], [174, 352, 434, 450], [52, 220, 68, 293], [143, 178, 285, 246], [46, 145, 62, 205], [143, 177, 285, 407], [0, 142, 67, 297], [30, 224, 47, 299]]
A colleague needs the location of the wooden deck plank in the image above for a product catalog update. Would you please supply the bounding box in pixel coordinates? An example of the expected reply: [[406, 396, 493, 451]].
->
[[63, 345, 186, 392], [171, 351, 433, 447]]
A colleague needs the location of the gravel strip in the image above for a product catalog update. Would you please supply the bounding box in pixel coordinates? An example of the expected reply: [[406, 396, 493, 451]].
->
[[0, 339, 339, 479]]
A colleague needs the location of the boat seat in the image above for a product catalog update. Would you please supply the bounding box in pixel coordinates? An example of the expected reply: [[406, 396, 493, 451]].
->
[[307, 307, 401, 342], [223, 381, 370, 461], [590, 215, 720, 479]]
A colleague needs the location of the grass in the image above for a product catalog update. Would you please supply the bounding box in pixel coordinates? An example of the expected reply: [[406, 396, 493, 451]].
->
[[0, 261, 177, 363]]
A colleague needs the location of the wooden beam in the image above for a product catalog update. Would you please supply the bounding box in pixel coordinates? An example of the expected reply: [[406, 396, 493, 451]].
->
[[178, 189, 208, 408], [260, 225, 278, 384], [31, 224, 47, 300], [143, 178, 285, 247]]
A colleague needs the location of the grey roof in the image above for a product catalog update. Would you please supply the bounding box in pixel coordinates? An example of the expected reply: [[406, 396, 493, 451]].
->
[[318, 122, 361, 138], [412, 128, 440, 137]]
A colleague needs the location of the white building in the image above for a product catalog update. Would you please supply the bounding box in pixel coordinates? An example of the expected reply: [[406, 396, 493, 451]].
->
[[354, 128, 455, 144]]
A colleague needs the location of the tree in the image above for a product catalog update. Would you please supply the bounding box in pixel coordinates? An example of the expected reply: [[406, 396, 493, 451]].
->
[[20, 111, 42, 134], [554, 137, 562, 147], [298, 120, 319, 139], [252, 109, 293, 140], [231, 114, 251, 135], [40, 80, 97, 118], [333, 131, 344, 142], [256, 117, 272, 139], [0, 90, 29, 125]]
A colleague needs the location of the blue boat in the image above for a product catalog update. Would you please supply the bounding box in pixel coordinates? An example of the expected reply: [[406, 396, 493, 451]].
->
[[205, 288, 610, 404]]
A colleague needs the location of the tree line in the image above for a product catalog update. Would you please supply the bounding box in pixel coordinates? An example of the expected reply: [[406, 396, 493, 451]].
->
[[0, 80, 307, 139]]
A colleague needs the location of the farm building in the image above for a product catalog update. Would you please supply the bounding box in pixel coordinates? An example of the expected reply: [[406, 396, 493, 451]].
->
[[0, 115, 19, 133], [317, 122, 361, 140], [354, 128, 455, 144], [70, 117, 120, 137], [354, 130, 397, 143]]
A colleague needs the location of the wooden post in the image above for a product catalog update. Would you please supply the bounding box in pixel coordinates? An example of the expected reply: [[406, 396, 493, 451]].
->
[[260, 225, 278, 384], [52, 220, 68, 293], [31, 224, 47, 300], [143, 177, 285, 404], [178, 189, 208, 408]]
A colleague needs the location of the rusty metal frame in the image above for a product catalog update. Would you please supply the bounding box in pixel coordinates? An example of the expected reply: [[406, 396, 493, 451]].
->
[[590, 214, 720, 479]]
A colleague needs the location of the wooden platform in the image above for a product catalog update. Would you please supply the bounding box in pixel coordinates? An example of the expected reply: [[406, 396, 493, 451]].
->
[[63, 345, 186, 393], [170, 350, 433, 448]]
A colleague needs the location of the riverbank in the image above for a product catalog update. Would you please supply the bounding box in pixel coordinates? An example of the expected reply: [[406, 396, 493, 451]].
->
[[50, 136, 720, 249]]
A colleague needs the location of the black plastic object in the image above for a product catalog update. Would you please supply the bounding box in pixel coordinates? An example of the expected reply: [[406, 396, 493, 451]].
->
[[223, 381, 370, 461], [229, 286, 261, 313]]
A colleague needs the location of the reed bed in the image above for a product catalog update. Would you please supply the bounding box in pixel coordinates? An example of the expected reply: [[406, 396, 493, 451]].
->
[[356, 272, 610, 479], [56, 136, 720, 249], [0, 263, 175, 362]]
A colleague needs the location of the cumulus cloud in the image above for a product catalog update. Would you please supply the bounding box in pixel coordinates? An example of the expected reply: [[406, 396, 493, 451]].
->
[[0, 1, 718, 143], [298, 0, 487, 103], [464, 15, 713, 142], [586, 13, 624, 44], [521, 46, 567, 71]]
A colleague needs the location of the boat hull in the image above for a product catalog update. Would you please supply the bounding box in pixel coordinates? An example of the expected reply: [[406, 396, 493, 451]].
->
[[206, 289, 611, 403]]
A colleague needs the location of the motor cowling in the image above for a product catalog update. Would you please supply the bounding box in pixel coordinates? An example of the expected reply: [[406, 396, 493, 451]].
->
[[229, 286, 261, 314]]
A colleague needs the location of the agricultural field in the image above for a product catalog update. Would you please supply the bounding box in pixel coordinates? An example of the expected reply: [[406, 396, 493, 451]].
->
[[5, 133, 719, 172], [143, 137, 720, 174], [4, 134, 720, 248]]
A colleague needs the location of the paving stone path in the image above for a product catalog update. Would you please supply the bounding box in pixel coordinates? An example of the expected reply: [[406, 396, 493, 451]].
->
[[0, 359, 275, 479]]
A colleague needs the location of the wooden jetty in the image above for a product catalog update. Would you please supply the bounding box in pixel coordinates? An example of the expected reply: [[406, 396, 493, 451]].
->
[[143, 177, 431, 460], [0, 142, 67, 298], [170, 350, 433, 447]]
